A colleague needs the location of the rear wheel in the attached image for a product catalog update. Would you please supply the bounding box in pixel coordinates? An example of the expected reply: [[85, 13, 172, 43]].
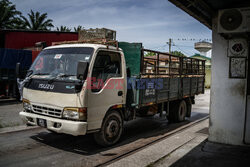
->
[[168, 100, 187, 123], [94, 110, 123, 147]]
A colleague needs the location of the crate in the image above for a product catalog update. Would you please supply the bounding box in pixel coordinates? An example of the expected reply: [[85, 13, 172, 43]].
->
[[78, 28, 116, 41]]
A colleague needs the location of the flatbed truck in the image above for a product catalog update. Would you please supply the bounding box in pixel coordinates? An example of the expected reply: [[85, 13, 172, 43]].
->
[[19, 41, 205, 146]]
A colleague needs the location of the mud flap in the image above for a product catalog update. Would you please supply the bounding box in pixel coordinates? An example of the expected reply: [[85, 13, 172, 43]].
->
[[186, 98, 192, 117]]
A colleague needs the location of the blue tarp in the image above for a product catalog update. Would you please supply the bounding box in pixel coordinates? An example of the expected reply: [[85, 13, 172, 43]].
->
[[0, 48, 32, 69]]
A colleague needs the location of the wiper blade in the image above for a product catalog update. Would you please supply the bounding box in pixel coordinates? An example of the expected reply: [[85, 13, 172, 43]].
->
[[48, 74, 75, 83], [26, 70, 33, 77], [57, 74, 75, 78], [34, 73, 50, 75]]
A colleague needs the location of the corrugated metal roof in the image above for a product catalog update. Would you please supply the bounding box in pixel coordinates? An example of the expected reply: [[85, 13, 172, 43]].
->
[[190, 54, 211, 60]]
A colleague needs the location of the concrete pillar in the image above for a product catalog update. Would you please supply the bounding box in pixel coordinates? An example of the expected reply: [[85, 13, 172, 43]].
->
[[208, 18, 247, 145]]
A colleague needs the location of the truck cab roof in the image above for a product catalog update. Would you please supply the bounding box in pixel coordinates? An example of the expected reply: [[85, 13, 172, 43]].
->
[[44, 43, 122, 52]]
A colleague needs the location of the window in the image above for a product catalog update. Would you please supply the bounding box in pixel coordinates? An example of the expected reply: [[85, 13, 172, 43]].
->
[[92, 51, 121, 92], [30, 47, 94, 81]]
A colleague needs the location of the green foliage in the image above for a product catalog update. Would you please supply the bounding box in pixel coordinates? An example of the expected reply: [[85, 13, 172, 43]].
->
[[1, 0, 83, 33], [0, 0, 23, 29], [144, 52, 156, 57], [21, 10, 54, 30], [56, 26, 71, 32], [171, 50, 186, 57], [74, 25, 84, 32]]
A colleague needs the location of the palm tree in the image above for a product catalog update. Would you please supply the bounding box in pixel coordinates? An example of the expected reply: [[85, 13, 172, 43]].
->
[[0, 0, 23, 29], [56, 26, 71, 32], [21, 10, 54, 30], [74, 25, 84, 32]]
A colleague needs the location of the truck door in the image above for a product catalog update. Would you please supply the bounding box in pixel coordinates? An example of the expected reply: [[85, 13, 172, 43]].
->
[[87, 50, 126, 130]]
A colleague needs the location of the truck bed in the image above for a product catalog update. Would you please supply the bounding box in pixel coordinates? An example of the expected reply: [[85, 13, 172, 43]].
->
[[139, 77, 204, 105], [119, 42, 205, 107]]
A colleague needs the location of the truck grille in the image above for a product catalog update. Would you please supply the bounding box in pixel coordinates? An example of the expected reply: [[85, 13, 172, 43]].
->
[[32, 105, 62, 118]]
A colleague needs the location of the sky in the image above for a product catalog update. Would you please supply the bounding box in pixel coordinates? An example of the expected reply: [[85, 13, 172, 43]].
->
[[11, 0, 212, 57]]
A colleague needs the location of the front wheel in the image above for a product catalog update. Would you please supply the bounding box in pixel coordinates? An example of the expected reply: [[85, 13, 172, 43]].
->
[[94, 110, 123, 147]]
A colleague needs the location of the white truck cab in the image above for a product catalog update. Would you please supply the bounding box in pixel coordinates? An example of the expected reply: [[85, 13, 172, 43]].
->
[[20, 43, 127, 146]]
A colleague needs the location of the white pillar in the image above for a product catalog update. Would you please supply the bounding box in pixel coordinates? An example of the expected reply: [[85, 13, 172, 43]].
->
[[208, 17, 247, 145]]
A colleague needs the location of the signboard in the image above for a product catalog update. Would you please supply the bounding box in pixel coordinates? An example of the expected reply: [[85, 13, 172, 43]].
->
[[229, 57, 246, 78]]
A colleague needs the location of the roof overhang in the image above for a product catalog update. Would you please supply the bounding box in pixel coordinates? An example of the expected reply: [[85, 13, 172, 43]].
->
[[168, 0, 250, 29]]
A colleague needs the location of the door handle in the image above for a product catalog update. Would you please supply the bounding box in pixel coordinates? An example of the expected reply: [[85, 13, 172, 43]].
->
[[118, 91, 123, 96]]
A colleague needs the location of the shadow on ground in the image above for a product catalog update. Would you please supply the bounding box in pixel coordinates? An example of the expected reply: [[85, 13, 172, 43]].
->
[[30, 113, 208, 157], [170, 140, 250, 167]]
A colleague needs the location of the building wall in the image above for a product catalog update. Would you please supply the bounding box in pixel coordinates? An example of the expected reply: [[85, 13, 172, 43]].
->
[[208, 18, 247, 145], [3, 31, 78, 49]]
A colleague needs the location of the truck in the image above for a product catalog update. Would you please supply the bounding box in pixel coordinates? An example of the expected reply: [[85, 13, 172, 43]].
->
[[19, 41, 205, 146], [0, 48, 32, 100]]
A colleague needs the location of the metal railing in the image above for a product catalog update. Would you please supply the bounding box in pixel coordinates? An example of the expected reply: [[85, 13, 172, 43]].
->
[[141, 49, 205, 78]]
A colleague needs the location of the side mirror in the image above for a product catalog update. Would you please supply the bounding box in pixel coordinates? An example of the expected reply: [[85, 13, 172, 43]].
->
[[16, 63, 21, 78], [77, 61, 89, 80]]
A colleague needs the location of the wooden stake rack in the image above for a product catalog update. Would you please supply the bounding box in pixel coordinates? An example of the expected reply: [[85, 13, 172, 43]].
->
[[52, 38, 119, 50]]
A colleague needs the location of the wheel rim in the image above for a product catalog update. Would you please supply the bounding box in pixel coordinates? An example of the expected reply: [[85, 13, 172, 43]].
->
[[179, 101, 186, 120], [105, 118, 120, 141]]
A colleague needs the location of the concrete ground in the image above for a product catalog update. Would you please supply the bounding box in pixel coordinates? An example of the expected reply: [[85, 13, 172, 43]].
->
[[107, 118, 209, 167], [108, 89, 250, 167], [0, 102, 23, 128], [150, 134, 250, 167], [1, 89, 248, 167], [109, 119, 250, 167], [0, 90, 210, 167], [166, 140, 250, 167]]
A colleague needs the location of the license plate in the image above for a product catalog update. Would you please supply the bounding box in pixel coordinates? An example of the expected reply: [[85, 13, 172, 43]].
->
[[37, 118, 47, 128]]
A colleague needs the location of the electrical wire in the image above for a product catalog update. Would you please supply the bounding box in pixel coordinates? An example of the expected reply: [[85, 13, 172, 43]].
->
[[172, 44, 194, 56], [169, 38, 212, 42]]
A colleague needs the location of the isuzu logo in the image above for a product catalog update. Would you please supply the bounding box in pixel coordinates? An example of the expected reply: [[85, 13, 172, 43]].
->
[[38, 84, 54, 90]]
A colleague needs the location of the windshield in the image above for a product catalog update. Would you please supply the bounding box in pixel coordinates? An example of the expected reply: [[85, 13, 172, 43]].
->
[[30, 47, 94, 81]]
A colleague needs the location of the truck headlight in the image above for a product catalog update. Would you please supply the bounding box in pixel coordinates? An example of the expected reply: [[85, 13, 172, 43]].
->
[[63, 107, 87, 120], [23, 99, 32, 111]]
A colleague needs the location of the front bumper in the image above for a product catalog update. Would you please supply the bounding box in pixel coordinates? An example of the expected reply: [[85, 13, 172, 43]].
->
[[19, 111, 87, 136]]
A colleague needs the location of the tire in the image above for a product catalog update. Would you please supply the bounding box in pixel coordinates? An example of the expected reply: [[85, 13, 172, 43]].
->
[[94, 110, 123, 147], [168, 100, 187, 123]]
